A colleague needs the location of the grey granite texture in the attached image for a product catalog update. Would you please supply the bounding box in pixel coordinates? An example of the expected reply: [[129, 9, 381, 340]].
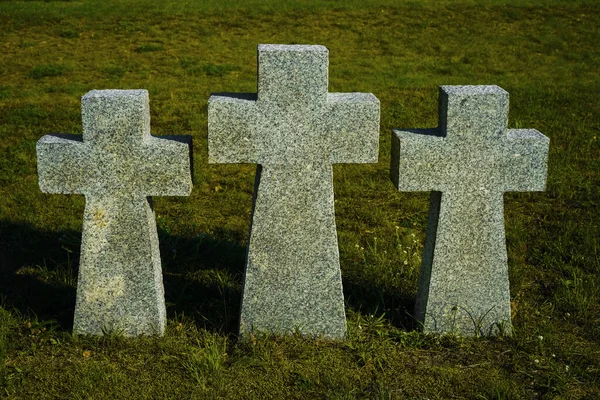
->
[[208, 44, 380, 338], [391, 85, 549, 336], [36, 89, 192, 336]]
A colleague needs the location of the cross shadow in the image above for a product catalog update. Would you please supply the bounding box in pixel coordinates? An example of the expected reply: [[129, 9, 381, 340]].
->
[[159, 227, 245, 334], [0, 220, 78, 330], [0, 219, 416, 335], [342, 279, 418, 332], [0, 220, 245, 335]]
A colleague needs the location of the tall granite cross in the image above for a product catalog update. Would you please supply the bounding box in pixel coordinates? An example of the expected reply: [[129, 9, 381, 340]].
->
[[391, 85, 549, 336], [36, 90, 193, 336], [208, 44, 380, 338]]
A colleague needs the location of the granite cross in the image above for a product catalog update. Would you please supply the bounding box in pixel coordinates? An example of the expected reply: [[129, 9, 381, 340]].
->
[[36, 89, 193, 336], [391, 85, 549, 336], [208, 44, 380, 338]]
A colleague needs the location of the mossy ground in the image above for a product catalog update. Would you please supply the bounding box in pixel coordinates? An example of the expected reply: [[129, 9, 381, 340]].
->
[[0, 0, 598, 398]]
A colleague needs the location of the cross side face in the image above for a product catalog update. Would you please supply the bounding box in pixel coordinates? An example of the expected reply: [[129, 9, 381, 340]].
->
[[37, 90, 192, 197], [208, 45, 380, 165], [391, 86, 549, 194]]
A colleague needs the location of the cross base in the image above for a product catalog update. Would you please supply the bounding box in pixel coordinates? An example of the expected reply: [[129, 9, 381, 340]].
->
[[73, 196, 166, 336], [415, 191, 513, 336], [239, 164, 347, 338]]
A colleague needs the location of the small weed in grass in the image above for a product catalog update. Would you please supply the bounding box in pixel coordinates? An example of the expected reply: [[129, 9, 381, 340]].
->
[[183, 332, 228, 390], [134, 43, 164, 53], [202, 63, 241, 77], [103, 65, 127, 79], [2, 105, 49, 126], [0, 86, 9, 100], [0, 309, 10, 388], [58, 29, 79, 39], [18, 41, 36, 48], [555, 271, 599, 322], [180, 58, 241, 77], [19, 257, 78, 289], [28, 64, 66, 79]]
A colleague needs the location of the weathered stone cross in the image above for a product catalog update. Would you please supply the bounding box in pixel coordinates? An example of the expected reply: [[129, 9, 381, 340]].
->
[[208, 45, 380, 338], [391, 85, 549, 336], [37, 90, 192, 336]]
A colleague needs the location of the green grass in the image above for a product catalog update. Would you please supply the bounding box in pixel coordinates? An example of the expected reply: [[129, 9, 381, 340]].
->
[[134, 43, 165, 53], [0, 0, 599, 398], [28, 64, 68, 79]]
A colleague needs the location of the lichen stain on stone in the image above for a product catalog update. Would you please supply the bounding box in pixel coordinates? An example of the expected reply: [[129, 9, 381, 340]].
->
[[84, 275, 126, 308], [92, 208, 107, 228]]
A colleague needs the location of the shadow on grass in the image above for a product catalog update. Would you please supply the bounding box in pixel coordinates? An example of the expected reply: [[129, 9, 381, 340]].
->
[[0, 220, 77, 330], [0, 220, 417, 335], [0, 220, 245, 335], [159, 228, 245, 335], [343, 280, 418, 332]]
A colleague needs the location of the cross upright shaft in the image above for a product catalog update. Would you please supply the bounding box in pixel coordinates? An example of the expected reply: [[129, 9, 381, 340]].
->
[[209, 45, 380, 338], [37, 90, 192, 336], [391, 86, 549, 336]]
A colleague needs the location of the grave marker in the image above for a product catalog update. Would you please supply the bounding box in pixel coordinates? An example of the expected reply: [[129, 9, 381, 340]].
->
[[37, 89, 192, 336], [391, 85, 549, 336], [209, 45, 380, 338]]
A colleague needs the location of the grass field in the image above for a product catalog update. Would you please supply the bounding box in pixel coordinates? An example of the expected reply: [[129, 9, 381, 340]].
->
[[0, 0, 599, 398]]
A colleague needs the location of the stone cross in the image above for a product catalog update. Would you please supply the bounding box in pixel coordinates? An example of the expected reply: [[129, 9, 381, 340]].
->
[[391, 85, 549, 336], [36, 90, 192, 336], [208, 44, 380, 338]]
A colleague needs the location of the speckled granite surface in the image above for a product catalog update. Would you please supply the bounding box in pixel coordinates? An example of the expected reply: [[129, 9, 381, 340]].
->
[[209, 45, 380, 338], [37, 90, 193, 336], [391, 85, 549, 336]]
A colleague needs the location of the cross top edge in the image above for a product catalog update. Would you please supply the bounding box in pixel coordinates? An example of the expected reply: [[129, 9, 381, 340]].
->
[[440, 85, 508, 96], [81, 89, 151, 144], [82, 89, 149, 101], [438, 84, 510, 139], [258, 44, 328, 54], [257, 44, 329, 104]]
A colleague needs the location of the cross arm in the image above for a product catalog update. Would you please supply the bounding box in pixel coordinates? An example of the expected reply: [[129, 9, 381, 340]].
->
[[36, 134, 90, 194], [139, 135, 193, 196], [328, 93, 380, 164], [208, 93, 258, 164], [502, 129, 550, 192], [391, 129, 448, 192]]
